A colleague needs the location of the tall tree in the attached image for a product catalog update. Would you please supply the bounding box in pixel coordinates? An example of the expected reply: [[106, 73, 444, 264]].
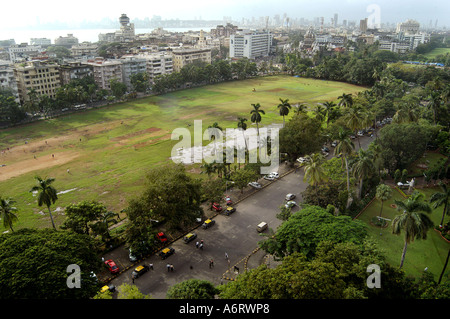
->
[[301, 153, 328, 187], [30, 176, 58, 229], [277, 98, 291, 127], [375, 184, 392, 219], [352, 149, 375, 200], [430, 182, 450, 227], [334, 129, 355, 208], [0, 197, 18, 232], [392, 191, 433, 268], [250, 103, 265, 139]]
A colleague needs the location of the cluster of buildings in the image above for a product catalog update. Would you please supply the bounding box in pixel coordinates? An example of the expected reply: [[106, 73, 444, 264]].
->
[[291, 18, 430, 58], [0, 14, 276, 105], [0, 13, 434, 106]]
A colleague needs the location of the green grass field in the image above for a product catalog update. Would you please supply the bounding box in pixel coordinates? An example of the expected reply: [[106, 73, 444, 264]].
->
[[356, 187, 449, 280], [423, 47, 450, 59], [0, 75, 365, 231]]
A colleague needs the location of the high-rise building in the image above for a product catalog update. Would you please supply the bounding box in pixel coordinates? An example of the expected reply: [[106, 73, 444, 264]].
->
[[119, 55, 147, 89], [229, 30, 273, 59], [360, 18, 368, 33], [396, 19, 420, 34], [8, 44, 42, 63], [55, 34, 79, 48], [135, 52, 173, 83], [334, 13, 338, 27], [0, 60, 19, 101]]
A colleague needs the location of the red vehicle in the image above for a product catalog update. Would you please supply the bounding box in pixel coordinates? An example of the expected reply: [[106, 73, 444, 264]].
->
[[224, 195, 232, 206], [156, 232, 168, 243], [211, 202, 222, 212], [105, 259, 119, 274]]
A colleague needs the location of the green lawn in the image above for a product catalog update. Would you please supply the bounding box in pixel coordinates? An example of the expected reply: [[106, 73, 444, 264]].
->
[[423, 48, 450, 59], [356, 186, 449, 280], [0, 75, 365, 231], [408, 151, 448, 176]]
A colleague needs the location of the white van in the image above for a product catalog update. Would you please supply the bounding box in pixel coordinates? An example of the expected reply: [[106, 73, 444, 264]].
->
[[257, 222, 268, 232]]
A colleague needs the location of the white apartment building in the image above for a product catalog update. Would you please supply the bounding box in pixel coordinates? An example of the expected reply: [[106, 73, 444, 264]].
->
[[83, 58, 123, 90], [71, 43, 99, 58], [8, 44, 42, 63], [229, 30, 273, 59], [58, 61, 93, 86], [135, 52, 173, 83], [119, 55, 147, 89]]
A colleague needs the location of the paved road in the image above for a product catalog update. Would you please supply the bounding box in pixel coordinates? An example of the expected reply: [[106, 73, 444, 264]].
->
[[108, 133, 377, 298]]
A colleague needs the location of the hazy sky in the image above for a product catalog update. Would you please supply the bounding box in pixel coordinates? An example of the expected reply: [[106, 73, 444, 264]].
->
[[2, 0, 449, 29]]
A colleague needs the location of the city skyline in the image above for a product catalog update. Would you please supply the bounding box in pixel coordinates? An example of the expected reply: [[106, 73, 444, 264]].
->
[[2, 0, 449, 31]]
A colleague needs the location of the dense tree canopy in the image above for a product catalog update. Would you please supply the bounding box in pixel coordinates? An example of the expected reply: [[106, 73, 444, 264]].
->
[[0, 228, 101, 299]]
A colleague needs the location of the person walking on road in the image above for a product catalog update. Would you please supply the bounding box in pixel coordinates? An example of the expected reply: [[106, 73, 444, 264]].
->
[[166, 263, 170, 272], [196, 241, 199, 249], [225, 252, 228, 260]]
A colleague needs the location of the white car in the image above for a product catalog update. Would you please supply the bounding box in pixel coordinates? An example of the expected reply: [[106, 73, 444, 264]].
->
[[285, 193, 296, 201], [264, 175, 275, 181], [297, 157, 309, 164], [248, 182, 262, 189], [285, 201, 297, 209], [270, 172, 279, 178]]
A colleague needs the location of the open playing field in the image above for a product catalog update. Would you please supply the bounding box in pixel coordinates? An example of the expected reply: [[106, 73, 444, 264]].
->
[[0, 75, 365, 231]]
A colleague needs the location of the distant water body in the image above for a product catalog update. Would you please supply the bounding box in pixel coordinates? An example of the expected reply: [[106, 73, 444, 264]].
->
[[0, 27, 212, 44]]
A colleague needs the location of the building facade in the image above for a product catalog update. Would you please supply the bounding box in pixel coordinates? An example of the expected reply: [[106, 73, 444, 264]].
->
[[119, 55, 147, 89], [54, 34, 79, 48], [0, 60, 19, 101], [8, 44, 42, 63], [136, 52, 173, 83], [83, 58, 123, 90], [13, 60, 61, 104], [58, 61, 93, 86], [170, 48, 211, 72], [229, 30, 273, 59]]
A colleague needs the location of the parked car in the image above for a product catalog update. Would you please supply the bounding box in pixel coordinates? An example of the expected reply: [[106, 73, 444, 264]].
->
[[156, 232, 168, 243], [331, 141, 338, 147], [224, 195, 232, 206], [264, 174, 275, 181], [270, 172, 279, 178], [285, 193, 296, 201], [132, 265, 150, 278], [183, 232, 197, 243], [297, 157, 309, 164], [211, 202, 223, 212], [285, 201, 297, 209], [101, 284, 116, 293], [159, 247, 175, 259], [225, 206, 236, 216], [202, 219, 216, 229], [321, 146, 330, 152], [248, 182, 262, 189], [104, 259, 119, 274]]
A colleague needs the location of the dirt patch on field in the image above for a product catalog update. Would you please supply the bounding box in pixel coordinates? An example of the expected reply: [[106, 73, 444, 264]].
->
[[0, 151, 80, 182], [132, 133, 173, 149], [111, 127, 161, 141], [266, 88, 286, 93]]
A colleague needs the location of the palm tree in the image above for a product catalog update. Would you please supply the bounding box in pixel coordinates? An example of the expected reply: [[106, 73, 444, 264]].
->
[[337, 93, 353, 108], [200, 161, 217, 178], [321, 101, 337, 128], [334, 128, 355, 209], [277, 98, 291, 127], [392, 191, 433, 268], [352, 149, 375, 200], [313, 104, 326, 124], [375, 184, 392, 221], [250, 103, 265, 139], [237, 117, 248, 150], [93, 210, 120, 241], [344, 105, 366, 149], [301, 153, 328, 186], [207, 122, 223, 157], [0, 197, 18, 232], [30, 176, 58, 229], [427, 91, 441, 125], [430, 182, 450, 227], [293, 103, 308, 116]]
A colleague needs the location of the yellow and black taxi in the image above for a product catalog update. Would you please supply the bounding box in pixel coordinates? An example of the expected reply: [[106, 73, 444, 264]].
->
[[225, 206, 236, 216], [132, 265, 150, 278], [183, 232, 197, 243], [100, 284, 116, 293], [202, 219, 216, 229], [159, 247, 175, 259]]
